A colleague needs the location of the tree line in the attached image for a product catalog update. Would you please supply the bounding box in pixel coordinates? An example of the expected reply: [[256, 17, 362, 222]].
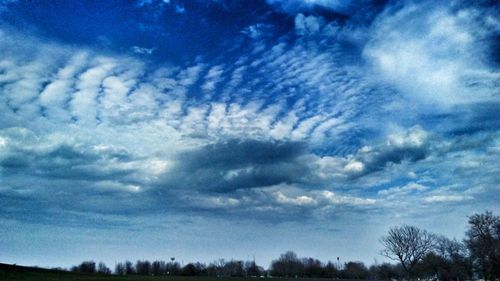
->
[[71, 259, 264, 277], [70, 211, 499, 280], [380, 211, 499, 281]]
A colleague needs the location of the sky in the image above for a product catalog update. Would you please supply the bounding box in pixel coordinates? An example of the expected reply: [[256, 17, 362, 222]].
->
[[0, 0, 499, 269]]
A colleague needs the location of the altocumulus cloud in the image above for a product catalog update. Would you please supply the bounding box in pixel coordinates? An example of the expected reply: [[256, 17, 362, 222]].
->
[[0, 24, 382, 223]]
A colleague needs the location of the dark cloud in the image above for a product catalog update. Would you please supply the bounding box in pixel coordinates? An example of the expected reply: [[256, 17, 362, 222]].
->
[[448, 102, 500, 136], [0, 140, 134, 180], [158, 139, 311, 192], [359, 145, 428, 175], [341, 127, 431, 178], [181, 139, 305, 168]]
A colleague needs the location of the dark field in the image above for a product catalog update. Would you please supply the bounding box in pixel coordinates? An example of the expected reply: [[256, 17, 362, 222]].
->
[[0, 264, 347, 281]]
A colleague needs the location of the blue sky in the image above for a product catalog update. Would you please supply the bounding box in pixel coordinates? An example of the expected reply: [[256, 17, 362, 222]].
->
[[0, 0, 499, 269]]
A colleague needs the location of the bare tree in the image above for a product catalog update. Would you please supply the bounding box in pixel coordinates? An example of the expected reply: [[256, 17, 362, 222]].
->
[[136, 260, 151, 275], [72, 261, 96, 273], [370, 262, 403, 281], [97, 262, 111, 275], [244, 260, 262, 277], [464, 211, 499, 281], [125, 260, 135, 275], [434, 236, 471, 281], [325, 261, 338, 278], [343, 261, 369, 279], [223, 260, 244, 277], [152, 260, 166, 276], [270, 251, 303, 277], [381, 225, 434, 279], [115, 262, 126, 275], [302, 257, 323, 277], [166, 260, 181, 275]]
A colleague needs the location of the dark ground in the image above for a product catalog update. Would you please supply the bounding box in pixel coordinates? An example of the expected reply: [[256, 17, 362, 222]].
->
[[0, 263, 350, 281]]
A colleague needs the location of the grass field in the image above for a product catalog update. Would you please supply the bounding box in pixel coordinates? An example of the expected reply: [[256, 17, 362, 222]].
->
[[0, 263, 348, 281]]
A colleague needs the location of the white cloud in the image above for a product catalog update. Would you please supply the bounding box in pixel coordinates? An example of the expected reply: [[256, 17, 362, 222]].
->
[[378, 182, 428, 197], [275, 191, 316, 206], [344, 160, 364, 173], [423, 195, 472, 203], [241, 24, 272, 39], [0, 11, 498, 226], [295, 14, 324, 35], [364, 1, 500, 106], [131, 46, 155, 55], [71, 57, 117, 124], [319, 190, 376, 206], [94, 181, 142, 193], [201, 65, 224, 92], [201, 196, 241, 209], [0, 136, 6, 148], [386, 126, 428, 148]]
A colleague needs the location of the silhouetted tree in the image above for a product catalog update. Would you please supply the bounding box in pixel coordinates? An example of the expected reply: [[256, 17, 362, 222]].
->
[[152, 260, 166, 276], [135, 260, 151, 275], [244, 260, 264, 277], [206, 259, 225, 276], [71, 261, 96, 273], [223, 260, 244, 277], [417, 252, 446, 280], [464, 211, 499, 281], [325, 261, 338, 278], [182, 263, 201, 276], [270, 251, 303, 277], [381, 225, 434, 279], [166, 261, 181, 275], [343, 261, 369, 279], [433, 236, 471, 281], [97, 262, 111, 275], [115, 262, 126, 275], [125, 260, 135, 275], [302, 257, 324, 277], [370, 262, 402, 281]]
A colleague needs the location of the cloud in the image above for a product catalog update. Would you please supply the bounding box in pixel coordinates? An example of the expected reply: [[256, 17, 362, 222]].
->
[[0, 127, 136, 181], [378, 182, 428, 197], [131, 46, 155, 55], [423, 195, 472, 203], [154, 126, 432, 197], [157, 139, 310, 192], [201, 65, 224, 92], [174, 183, 377, 222], [347, 126, 430, 177], [364, 0, 500, 106], [241, 23, 274, 39], [0, 2, 499, 229], [174, 4, 185, 14], [266, 0, 359, 15], [294, 13, 324, 35]]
